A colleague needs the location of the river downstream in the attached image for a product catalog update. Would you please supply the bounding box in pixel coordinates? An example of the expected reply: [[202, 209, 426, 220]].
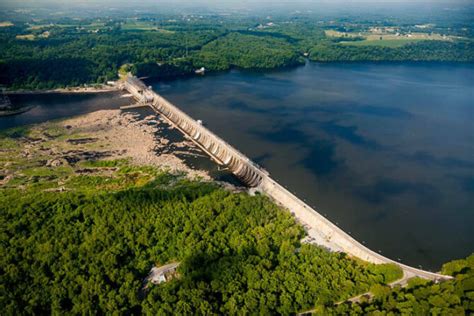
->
[[1, 62, 473, 270]]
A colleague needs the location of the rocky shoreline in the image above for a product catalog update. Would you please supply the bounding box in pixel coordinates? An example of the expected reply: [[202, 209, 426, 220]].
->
[[0, 109, 213, 191], [5, 85, 118, 95]]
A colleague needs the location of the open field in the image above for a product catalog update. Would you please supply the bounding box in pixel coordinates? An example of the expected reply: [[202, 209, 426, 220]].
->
[[325, 30, 362, 38], [26, 22, 108, 32], [15, 34, 35, 40], [27, 23, 76, 30], [16, 31, 50, 40], [121, 20, 175, 33], [364, 33, 447, 41], [0, 21, 14, 27], [340, 38, 428, 48], [27, 23, 53, 30], [325, 29, 453, 47]]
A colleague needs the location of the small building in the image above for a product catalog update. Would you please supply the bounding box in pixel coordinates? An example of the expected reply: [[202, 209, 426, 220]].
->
[[195, 67, 206, 75], [146, 262, 180, 285]]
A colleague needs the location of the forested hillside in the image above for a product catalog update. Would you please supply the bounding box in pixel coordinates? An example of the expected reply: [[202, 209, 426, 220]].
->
[[1, 182, 404, 314]]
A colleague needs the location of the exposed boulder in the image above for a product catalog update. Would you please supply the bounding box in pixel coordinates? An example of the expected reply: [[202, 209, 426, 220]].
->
[[46, 158, 68, 167]]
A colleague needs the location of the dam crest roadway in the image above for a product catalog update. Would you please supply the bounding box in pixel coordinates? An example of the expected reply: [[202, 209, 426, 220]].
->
[[120, 74, 452, 283]]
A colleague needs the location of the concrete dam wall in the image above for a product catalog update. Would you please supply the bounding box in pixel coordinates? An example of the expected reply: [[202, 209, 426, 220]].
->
[[123, 76, 266, 187], [122, 75, 451, 282]]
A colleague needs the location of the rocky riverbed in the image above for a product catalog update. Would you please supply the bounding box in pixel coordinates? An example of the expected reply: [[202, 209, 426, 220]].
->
[[61, 109, 210, 179], [0, 109, 211, 190]]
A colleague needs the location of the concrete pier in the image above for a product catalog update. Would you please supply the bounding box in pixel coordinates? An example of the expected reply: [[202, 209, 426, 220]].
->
[[120, 103, 150, 110], [121, 75, 452, 282]]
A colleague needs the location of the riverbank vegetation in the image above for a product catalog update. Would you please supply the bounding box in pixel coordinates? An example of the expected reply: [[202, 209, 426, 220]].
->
[[0, 9, 473, 90]]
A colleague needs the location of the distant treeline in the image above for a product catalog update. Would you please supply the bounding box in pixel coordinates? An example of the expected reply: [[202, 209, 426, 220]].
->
[[0, 18, 473, 90], [310, 40, 474, 62]]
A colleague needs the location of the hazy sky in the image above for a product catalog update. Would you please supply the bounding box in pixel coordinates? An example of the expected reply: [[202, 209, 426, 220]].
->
[[1, 0, 471, 13], [2, 0, 471, 4]]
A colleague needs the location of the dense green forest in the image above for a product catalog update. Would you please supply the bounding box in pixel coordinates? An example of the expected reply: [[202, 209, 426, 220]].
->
[[193, 32, 303, 71], [0, 181, 403, 314], [0, 13, 473, 90]]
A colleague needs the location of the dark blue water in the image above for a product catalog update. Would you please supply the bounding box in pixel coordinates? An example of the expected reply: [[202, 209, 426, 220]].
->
[[150, 63, 474, 270], [0, 92, 131, 130]]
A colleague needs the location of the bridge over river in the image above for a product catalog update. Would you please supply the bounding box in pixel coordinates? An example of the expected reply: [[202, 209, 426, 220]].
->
[[121, 75, 451, 282]]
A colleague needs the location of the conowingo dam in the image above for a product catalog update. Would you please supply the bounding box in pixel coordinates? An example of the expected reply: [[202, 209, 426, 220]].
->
[[121, 74, 451, 283]]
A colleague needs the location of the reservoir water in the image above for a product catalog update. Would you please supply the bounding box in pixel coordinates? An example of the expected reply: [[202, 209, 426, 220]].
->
[[1, 63, 473, 269], [0, 92, 130, 130]]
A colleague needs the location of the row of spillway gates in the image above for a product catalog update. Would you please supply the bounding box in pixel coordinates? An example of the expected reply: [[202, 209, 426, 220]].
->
[[122, 75, 267, 187]]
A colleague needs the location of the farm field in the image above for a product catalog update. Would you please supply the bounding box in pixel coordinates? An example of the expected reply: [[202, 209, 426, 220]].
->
[[15, 34, 35, 40], [340, 38, 428, 48], [0, 21, 14, 27], [325, 29, 453, 47], [121, 20, 175, 33]]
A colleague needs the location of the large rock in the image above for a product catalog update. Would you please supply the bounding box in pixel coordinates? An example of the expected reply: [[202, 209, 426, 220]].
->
[[46, 158, 68, 167]]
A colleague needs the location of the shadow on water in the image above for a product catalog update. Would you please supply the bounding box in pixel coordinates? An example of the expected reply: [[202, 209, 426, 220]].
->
[[130, 107, 244, 187]]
